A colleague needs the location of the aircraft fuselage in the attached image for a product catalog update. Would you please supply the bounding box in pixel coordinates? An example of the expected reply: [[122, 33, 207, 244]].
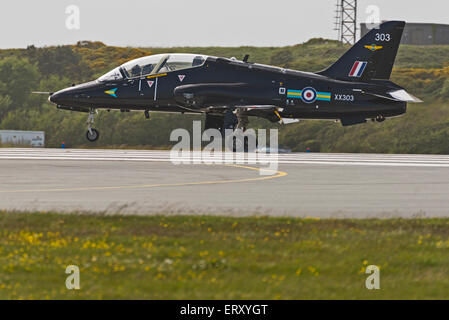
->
[[50, 56, 406, 121]]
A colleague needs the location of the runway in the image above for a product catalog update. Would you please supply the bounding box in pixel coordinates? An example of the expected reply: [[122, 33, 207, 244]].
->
[[1, 148, 449, 218]]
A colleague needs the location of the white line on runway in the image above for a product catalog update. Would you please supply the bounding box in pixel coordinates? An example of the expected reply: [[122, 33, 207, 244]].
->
[[1, 149, 449, 167]]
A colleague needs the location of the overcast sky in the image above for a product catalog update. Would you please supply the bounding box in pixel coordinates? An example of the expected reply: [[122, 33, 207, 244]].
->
[[1, 0, 448, 48]]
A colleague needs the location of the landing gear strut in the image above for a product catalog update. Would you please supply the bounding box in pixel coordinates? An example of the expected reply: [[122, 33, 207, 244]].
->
[[231, 110, 256, 152], [205, 110, 256, 152], [86, 108, 99, 142], [235, 109, 249, 131]]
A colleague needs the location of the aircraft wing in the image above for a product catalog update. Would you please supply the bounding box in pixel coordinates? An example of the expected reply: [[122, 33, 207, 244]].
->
[[175, 84, 300, 124], [236, 105, 276, 110]]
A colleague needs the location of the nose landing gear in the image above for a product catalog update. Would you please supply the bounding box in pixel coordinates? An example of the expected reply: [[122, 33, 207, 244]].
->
[[86, 128, 99, 142], [86, 109, 99, 142]]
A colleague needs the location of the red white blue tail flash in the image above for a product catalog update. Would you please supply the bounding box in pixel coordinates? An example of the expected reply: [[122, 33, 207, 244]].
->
[[349, 61, 367, 78]]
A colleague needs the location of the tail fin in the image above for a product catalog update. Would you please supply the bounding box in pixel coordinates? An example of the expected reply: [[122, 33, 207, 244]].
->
[[318, 21, 405, 81]]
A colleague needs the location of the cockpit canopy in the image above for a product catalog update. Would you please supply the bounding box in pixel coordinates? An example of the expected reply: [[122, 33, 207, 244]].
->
[[98, 53, 207, 82]]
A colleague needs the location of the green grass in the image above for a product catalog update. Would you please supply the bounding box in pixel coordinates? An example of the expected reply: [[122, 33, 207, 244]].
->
[[1, 212, 449, 299]]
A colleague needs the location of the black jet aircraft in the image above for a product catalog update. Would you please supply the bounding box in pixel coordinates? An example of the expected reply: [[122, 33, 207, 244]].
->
[[47, 21, 420, 142]]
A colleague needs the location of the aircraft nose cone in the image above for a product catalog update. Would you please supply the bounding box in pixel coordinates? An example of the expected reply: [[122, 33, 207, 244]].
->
[[49, 91, 62, 104], [49, 88, 74, 105], [49, 82, 98, 106]]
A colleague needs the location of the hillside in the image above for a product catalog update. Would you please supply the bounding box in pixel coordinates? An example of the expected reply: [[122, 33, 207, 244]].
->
[[1, 40, 449, 153]]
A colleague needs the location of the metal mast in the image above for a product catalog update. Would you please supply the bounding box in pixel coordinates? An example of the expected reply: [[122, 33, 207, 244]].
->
[[334, 0, 357, 44]]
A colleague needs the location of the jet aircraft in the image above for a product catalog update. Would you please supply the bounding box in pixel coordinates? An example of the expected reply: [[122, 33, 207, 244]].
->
[[46, 21, 420, 142]]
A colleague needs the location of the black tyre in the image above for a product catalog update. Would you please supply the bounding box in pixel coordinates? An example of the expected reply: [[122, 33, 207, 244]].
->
[[225, 133, 257, 152], [86, 128, 99, 142]]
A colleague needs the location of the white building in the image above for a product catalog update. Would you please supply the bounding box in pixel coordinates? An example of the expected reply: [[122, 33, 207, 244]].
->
[[0, 130, 45, 147]]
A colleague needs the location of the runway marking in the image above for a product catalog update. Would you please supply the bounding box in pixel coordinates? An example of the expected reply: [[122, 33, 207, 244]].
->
[[2, 149, 449, 167], [0, 164, 287, 194]]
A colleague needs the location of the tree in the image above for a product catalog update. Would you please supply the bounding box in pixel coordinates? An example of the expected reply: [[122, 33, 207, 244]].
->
[[0, 56, 39, 119]]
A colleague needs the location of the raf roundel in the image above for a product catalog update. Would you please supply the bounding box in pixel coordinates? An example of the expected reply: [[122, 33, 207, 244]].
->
[[301, 87, 317, 104]]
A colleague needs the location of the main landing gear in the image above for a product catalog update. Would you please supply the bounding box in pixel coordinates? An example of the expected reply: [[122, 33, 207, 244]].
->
[[205, 109, 256, 152], [86, 108, 99, 142]]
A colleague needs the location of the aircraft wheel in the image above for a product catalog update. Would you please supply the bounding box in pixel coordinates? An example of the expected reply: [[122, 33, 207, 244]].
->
[[86, 128, 100, 142], [233, 136, 245, 152], [226, 133, 257, 153]]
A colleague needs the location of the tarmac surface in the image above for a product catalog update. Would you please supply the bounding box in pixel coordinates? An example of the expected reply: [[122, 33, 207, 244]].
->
[[1, 148, 449, 218]]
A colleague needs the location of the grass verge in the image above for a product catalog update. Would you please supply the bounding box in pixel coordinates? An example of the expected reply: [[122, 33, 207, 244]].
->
[[1, 211, 449, 299]]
